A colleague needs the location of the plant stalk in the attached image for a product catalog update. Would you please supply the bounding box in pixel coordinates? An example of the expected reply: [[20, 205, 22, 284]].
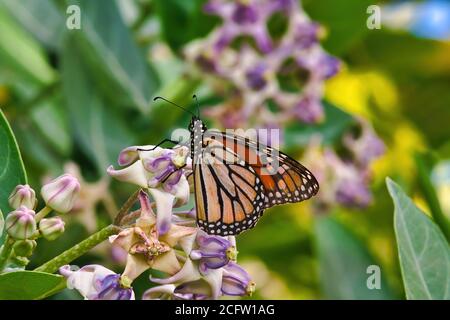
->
[[0, 236, 15, 272], [34, 190, 140, 273]]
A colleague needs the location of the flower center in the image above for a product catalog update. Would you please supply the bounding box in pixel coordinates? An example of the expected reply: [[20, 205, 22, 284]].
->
[[226, 246, 238, 261], [246, 281, 256, 296]]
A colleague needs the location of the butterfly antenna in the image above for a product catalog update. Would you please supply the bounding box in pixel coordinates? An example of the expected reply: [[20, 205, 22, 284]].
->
[[192, 94, 200, 118], [153, 96, 196, 117]]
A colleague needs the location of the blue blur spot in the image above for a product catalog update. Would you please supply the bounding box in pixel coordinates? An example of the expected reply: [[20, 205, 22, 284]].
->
[[410, 0, 450, 40]]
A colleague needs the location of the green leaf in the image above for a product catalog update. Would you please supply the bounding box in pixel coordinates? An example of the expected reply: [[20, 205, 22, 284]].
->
[[386, 177, 450, 299], [0, 110, 27, 244], [62, 35, 134, 173], [284, 101, 355, 147], [1, 0, 63, 50], [0, 6, 55, 84], [0, 210, 4, 237], [0, 271, 66, 300], [30, 95, 72, 156], [154, 0, 219, 51], [414, 153, 450, 242], [315, 216, 394, 299], [67, 0, 159, 113]]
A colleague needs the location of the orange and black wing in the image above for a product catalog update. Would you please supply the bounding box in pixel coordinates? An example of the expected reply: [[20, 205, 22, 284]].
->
[[193, 131, 319, 236]]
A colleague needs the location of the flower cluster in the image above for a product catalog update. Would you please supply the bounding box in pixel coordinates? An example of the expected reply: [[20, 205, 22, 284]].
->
[[184, 0, 339, 130], [0, 175, 80, 269], [60, 145, 254, 300], [302, 119, 385, 209]]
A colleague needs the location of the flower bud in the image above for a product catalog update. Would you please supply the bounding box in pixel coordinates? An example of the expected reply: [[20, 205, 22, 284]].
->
[[5, 206, 36, 240], [41, 174, 80, 213], [13, 239, 37, 257], [8, 184, 37, 210], [39, 217, 65, 241]]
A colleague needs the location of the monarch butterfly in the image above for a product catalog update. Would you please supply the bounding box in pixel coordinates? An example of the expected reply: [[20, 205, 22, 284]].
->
[[153, 96, 319, 236]]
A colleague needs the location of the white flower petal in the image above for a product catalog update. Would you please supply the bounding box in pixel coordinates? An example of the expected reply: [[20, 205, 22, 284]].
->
[[107, 161, 149, 188], [148, 188, 175, 235], [59, 264, 115, 299], [172, 175, 190, 207]]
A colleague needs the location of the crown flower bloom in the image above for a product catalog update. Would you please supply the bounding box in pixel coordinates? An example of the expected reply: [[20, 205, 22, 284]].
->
[[39, 217, 65, 241], [41, 174, 80, 213], [221, 262, 255, 296], [108, 145, 255, 300], [185, 0, 340, 129], [108, 146, 190, 234], [8, 184, 37, 210], [59, 265, 135, 300], [190, 231, 237, 270], [109, 191, 196, 281], [5, 206, 36, 240]]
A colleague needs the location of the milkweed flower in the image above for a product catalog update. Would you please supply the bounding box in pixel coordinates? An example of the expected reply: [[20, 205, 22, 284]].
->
[[5, 206, 36, 240], [109, 146, 255, 300], [109, 191, 197, 281], [190, 230, 237, 269], [108, 146, 190, 234], [8, 184, 37, 210], [302, 120, 385, 210], [41, 174, 80, 213], [59, 265, 135, 300], [222, 262, 255, 296], [343, 119, 385, 167], [185, 0, 339, 129]]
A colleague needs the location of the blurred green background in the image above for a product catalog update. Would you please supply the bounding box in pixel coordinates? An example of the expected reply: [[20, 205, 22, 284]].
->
[[0, 0, 449, 299]]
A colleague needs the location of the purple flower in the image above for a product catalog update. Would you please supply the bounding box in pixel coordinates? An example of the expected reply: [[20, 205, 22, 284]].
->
[[221, 262, 255, 296], [344, 120, 385, 167], [319, 55, 340, 79], [293, 22, 320, 49], [59, 264, 135, 300], [185, 0, 339, 129], [335, 176, 372, 208], [93, 274, 134, 300], [190, 231, 237, 270], [203, 0, 274, 53], [292, 96, 324, 123], [246, 63, 268, 90], [232, 3, 259, 25]]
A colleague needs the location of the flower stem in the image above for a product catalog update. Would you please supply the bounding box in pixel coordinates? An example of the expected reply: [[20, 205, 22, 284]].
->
[[34, 224, 120, 274], [0, 236, 15, 272], [35, 206, 52, 222], [34, 190, 140, 274]]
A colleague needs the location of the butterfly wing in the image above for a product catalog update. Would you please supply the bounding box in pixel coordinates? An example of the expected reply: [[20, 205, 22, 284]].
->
[[193, 131, 319, 236]]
